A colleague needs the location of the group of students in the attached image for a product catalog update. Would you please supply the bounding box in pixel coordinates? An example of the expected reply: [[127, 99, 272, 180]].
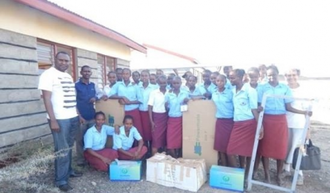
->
[[80, 64, 312, 187]]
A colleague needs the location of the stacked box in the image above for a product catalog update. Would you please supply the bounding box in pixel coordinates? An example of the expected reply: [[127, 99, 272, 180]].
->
[[209, 165, 245, 192], [182, 100, 218, 171], [147, 153, 206, 192], [109, 160, 142, 181]]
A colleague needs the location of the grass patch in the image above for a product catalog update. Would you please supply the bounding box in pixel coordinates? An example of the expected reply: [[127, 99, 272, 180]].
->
[[0, 139, 60, 193]]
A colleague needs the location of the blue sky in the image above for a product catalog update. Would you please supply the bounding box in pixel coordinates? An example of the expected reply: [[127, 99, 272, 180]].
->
[[50, 0, 330, 77]]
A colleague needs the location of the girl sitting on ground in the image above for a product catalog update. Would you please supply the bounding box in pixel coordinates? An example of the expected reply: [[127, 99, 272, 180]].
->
[[84, 111, 119, 171], [113, 115, 148, 160]]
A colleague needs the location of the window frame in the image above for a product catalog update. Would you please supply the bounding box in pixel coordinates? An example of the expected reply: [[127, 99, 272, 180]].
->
[[37, 39, 77, 80], [97, 54, 117, 87]]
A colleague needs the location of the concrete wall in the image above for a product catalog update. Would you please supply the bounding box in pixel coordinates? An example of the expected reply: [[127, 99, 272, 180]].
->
[[0, 29, 51, 151], [0, 0, 131, 62], [0, 0, 136, 150], [76, 48, 102, 87]]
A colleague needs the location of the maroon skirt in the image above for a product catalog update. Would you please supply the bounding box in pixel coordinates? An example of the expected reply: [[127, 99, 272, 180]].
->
[[227, 119, 257, 157], [152, 112, 168, 148], [140, 111, 152, 141], [118, 146, 148, 160], [258, 114, 288, 160], [125, 109, 144, 139], [214, 118, 234, 152], [166, 117, 182, 149], [84, 148, 118, 171]]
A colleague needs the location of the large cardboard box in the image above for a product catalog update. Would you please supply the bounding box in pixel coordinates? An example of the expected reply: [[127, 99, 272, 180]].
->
[[95, 99, 125, 148], [182, 100, 218, 170], [209, 165, 244, 192], [147, 153, 207, 192], [109, 160, 142, 181], [95, 99, 125, 126]]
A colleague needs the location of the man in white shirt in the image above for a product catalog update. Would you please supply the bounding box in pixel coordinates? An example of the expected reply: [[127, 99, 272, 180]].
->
[[38, 51, 82, 192]]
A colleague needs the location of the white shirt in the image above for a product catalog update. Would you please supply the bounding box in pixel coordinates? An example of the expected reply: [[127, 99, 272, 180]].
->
[[38, 67, 77, 119], [103, 85, 112, 97], [113, 126, 142, 150], [148, 89, 167, 113], [286, 85, 311, 129]]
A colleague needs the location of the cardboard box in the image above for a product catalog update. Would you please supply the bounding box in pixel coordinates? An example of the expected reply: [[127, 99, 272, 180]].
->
[[95, 99, 125, 148], [209, 165, 245, 192], [182, 100, 218, 171], [147, 153, 207, 192], [109, 160, 142, 181]]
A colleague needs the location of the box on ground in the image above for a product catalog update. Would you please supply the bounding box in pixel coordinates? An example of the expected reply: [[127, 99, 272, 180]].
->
[[209, 165, 245, 192], [95, 99, 124, 148], [147, 153, 207, 192], [109, 160, 142, 181], [183, 100, 218, 171]]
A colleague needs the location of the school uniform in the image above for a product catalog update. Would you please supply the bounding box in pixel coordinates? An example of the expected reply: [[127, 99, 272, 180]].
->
[[113, 126, 147, 160], [138, 83, 158, 141], [103, 83, 116, 97], [165, 90, 189, 149], [187, 86, 207, 99], [225, 78, 233, 90], [83, 125, 119, 171], [109, 81, 144, 138], [227, 83, 258, 157], [199, 83, 215, 99], [258, 83, 293, 160], [148, 89, 168, 148], [211, 88, 234, 152], [208, 83, 217, 93]]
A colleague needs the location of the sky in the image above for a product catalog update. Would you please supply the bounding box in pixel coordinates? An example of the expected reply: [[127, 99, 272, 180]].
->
[[49, 0, 330, 77]]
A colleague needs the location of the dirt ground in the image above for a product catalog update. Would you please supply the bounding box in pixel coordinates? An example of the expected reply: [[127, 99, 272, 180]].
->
[[61, 120, 329, 193], [1, 122, 329, 193]]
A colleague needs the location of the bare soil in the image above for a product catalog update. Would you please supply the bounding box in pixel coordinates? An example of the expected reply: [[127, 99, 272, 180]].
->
[[1, 121, 329, 193], [65, 120, 330, 193]]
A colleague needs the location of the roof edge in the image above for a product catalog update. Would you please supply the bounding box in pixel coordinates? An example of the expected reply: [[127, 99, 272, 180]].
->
[[14, 0, 147, 54], [143, 43, 198, 64]]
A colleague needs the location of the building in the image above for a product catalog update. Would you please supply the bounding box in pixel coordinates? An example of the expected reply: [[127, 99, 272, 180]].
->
[[0, 0, 146, 151]]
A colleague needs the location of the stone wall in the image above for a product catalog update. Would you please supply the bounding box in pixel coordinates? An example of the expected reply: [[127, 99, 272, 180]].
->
[[0, 29, 51, 151]]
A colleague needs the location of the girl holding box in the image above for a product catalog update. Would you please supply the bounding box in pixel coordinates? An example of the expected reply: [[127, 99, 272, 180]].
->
[[109, 68, 144, 139]]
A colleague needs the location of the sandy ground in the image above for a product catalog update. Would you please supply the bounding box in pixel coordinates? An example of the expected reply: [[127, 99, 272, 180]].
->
[[61, 120, 330, 193]]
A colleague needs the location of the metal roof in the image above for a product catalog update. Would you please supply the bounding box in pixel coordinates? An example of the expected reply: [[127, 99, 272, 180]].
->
[[14, 0, 147, 53]]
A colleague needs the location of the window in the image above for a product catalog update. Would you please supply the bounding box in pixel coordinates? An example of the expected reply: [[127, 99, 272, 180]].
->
[[97, 54, 116, 88], [37, 39, 76, 79]]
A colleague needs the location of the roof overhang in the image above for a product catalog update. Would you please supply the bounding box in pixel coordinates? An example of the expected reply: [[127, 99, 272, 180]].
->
[[14, 0, 147, 54]]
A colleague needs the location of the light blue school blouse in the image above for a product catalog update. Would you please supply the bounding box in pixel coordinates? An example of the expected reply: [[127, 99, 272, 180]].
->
[[188, 86, 207, 98], [233, 83, 258, 121], [258, 83, 293, 115], [113, 126, 142, 151], [109, 81, 143, 111], [165, 90, 189, 117], [212, 88, 234, 118], [225, 78, 233, 90], [84, 125, 115, 151], [138, 83, 158, 111]]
